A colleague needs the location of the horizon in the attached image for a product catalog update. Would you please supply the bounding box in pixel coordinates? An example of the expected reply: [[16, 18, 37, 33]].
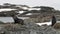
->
[[0, 0, 60, 10]]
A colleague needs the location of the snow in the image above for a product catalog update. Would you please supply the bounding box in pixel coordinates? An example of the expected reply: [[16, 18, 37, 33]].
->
[[26, 13, 32, 15], [0, 8, 17, 12], [36, 21, 52, 26], [19, 11, 25, 14], [28, 8, 40, 11], [22, 7, 28, 10]]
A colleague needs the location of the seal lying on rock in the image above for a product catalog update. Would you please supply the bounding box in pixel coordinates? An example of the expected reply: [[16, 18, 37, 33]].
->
[[11, 15, 24, 25]]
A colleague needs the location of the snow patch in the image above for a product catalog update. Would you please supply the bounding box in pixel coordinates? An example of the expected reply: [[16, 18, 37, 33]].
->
[[36, 21, 52, 26]]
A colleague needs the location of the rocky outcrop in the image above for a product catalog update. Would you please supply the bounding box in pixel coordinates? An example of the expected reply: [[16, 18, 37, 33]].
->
[[0, 22, 59, 34]]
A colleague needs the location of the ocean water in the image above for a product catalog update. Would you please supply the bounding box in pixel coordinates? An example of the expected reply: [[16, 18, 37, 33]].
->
[[0, 17, 14, 23]]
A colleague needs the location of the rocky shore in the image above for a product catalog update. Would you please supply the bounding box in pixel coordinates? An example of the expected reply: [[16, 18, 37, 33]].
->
[[0, 22, 60, 34]]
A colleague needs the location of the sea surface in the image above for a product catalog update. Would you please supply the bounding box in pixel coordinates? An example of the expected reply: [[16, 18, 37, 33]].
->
[[0, 17, 14, 23]]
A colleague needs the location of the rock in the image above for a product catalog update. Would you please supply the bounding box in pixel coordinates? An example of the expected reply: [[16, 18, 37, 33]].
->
[[0, 23, 59, 34]]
